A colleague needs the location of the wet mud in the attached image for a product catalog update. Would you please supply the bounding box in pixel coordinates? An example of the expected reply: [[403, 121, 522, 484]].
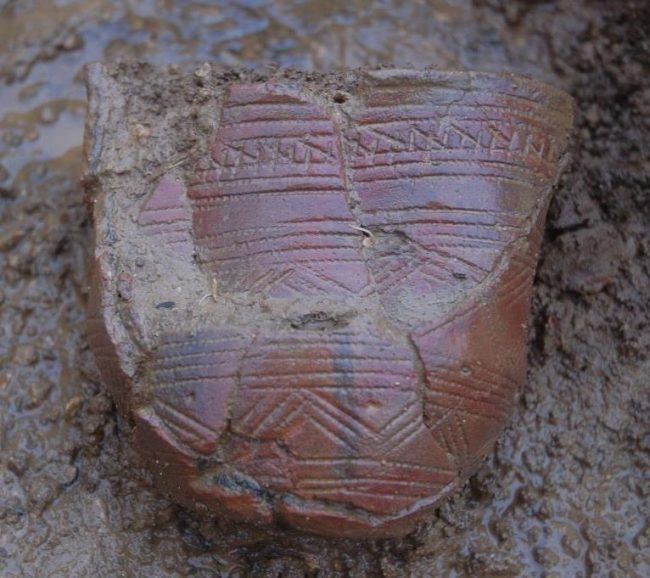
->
[[0, 0, 648, 576]]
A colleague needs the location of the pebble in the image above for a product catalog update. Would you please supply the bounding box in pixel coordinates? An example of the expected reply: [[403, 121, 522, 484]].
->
[[87, 393, 112, 415], [27, 476, 59, 510], [533, 546, 561, 566], [59, 465, 78, 486], [7, 451, 29, 477], [60, 31, 84, 52], [39, 105, 57, 124], [14, 344, 39, 366], [64, 396, 83, 420], [25, 378, 52, 409]]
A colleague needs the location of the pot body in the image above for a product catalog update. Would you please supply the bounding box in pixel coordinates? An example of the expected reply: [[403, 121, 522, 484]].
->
[[84, 64, 574, 538]]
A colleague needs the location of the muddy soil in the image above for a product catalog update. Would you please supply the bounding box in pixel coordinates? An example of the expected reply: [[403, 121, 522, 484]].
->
[[0, 1, 648, 576]]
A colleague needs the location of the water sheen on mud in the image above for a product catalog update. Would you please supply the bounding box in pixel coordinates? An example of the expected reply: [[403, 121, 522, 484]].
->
[[0, 1, 648, 576]]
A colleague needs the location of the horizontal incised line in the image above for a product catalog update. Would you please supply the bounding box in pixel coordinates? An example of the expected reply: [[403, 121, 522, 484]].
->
[[425, 393, 508, 419], [221, 118, 332, 126], [244, 352, 411, 363], [374, 218, 519, 229], [190, 178, 342, 193], [225, 101, 318, 109], [357, 108, 563, 132], [217, 131, 335, 142], [198, 230, 358, 246], [153, 376, 236, 387], [417, 232, 506, 244], [294, 458, 454, 475], [245, 336, 395, 347], [216, 172, 341, 183], [242, 385, 416, 393], [366, 90, 568, 114], [242, 368, 414, 379], [425, 353, 518, 389], [365, 206, 527, 218], [355, 172, 537, 187], [190, 184, 343, 197], [201, 246, 362, 264], [191, 190, 344, 205], [299, 488, 431, 500], [427, 375, 510, 402], [196, 222, 355, 241], [298, 477, 438, 489], [433, 379, 511, 407], [351, 156, 548, 175]]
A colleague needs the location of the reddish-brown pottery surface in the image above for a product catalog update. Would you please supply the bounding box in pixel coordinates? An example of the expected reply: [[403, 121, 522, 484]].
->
[[83, 64, 574, 538]]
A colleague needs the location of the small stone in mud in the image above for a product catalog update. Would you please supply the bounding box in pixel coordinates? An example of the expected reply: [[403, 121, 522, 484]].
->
[[64, 396, 83, 420], [58, 465, 78, 486], [27, 476, 60, 511], [533, 546, 561, 566], [25, 378, 53, 409], [116, 272, 133, 301], [7, 451, 30, 477], [82, 414, 106, 437], [0, 228, 27, 254], [39, 105, 58, 124], [87, 393, 112, 415], [59, 31, 84, 52], [13, 344, 38, 366]]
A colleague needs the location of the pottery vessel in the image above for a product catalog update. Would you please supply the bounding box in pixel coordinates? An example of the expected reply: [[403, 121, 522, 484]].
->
[[84, 64, 574, 538]]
